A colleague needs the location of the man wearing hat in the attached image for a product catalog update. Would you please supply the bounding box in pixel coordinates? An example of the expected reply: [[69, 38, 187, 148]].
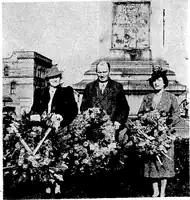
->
[[30, 65, 78, 127]]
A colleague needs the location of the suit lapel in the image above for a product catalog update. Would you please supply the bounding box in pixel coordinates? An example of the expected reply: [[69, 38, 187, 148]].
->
[[51, 86, 62, 111], [95, 79, 113, 99], [93, 80, 101, 97]]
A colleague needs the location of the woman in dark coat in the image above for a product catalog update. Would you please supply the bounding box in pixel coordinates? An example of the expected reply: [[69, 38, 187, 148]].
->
[[138, 66, 180, 197], [30, 66, 78, 127]]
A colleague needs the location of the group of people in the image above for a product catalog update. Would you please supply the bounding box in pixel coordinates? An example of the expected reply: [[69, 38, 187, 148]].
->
[[30, 60, 180, 197]]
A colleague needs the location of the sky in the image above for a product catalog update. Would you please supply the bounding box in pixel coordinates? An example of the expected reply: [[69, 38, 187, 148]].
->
[[2, 1, 190, 88], [2, 1, 101, 85]]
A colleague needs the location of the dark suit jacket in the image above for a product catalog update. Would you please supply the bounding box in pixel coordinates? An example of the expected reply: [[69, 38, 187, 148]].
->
[[30, 86, 78, 127], [80, 78, 130, 125]]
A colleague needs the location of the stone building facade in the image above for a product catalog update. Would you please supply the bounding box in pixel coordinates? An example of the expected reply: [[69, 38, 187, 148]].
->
[[3, 51, 52, 116]]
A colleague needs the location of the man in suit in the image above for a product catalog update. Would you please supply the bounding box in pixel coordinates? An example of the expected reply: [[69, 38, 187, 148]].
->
[[30, 65, 78, 127], [80, 60, 130, 130]]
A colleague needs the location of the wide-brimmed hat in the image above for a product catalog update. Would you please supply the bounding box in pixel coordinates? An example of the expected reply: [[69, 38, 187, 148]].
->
[[148, 65, 168, 88], [46, 65, 62, 79]]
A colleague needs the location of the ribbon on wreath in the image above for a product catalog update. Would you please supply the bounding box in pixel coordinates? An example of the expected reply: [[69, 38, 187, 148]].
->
[[10, 121, 52, 156]]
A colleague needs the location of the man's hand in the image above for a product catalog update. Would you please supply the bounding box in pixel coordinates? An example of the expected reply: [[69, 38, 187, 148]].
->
[[114, 121, 121, 130], [30, 114, 41, 121]]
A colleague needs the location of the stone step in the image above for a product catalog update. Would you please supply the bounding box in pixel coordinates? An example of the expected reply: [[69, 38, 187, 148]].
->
[[73, 79, 186, 95], [91, 58, 169, 66], [85, 67, 175, 76]]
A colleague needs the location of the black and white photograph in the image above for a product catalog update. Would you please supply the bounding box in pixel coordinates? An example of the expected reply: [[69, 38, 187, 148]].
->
[[2, 0, 189, 199]]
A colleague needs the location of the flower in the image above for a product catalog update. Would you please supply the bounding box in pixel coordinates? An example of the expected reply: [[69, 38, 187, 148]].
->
[[128, 109, 175, 163], [54, 174, 63, 181], [74, 160, 79, 165], [58, 107, 123, 176], [83, 141, 89, 147], [3, 107, 123, 194], [23, 164, 28, 169], [46, 187, 51, 194], [55, 183, 61, 194]]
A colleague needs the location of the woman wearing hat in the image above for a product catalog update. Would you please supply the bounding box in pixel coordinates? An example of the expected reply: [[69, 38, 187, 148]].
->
[[138, 66, 180, 197], [30, 65, 78, 127]]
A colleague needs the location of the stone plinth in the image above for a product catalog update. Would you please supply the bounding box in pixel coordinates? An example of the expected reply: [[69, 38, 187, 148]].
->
[[73, 58, 187, 117]]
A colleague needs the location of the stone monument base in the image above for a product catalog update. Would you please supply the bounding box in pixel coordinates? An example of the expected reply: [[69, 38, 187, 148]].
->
[[73, 58, 187, 117]]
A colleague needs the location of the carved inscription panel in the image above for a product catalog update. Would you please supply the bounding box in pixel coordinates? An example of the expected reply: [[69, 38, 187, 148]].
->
[[112, 2, 150, 50]]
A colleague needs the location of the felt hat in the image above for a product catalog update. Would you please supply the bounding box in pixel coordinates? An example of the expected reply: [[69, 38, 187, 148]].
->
[[46, 65, 62, 79]]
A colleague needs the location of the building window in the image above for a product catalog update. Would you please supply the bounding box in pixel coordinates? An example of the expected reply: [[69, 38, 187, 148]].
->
[[4, 66, 9, 76], [10, 81, 16, 94]]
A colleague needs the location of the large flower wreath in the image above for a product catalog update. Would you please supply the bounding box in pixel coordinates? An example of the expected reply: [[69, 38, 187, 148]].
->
[[58, 107, 123, 176], [3, 112, 66, 194], [3, 108, 124, 194], [126, 109, 176, 165]]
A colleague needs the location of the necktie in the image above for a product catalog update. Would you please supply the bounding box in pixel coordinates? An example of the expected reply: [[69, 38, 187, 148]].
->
[[100, 83, 106, 94]]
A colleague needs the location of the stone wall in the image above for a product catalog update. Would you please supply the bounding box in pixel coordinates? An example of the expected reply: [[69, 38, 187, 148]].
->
[[3, 51, 52, 116]]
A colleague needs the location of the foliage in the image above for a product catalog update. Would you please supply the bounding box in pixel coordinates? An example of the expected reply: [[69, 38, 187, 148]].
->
[[3, 108, 124, 195], [57, 107, 123, 176], [126, 109, 176, 164], [3, 112, 66, 194], [3, 109, 189, 198]]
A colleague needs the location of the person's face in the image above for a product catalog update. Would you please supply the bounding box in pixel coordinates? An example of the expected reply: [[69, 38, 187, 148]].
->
[[153, 77, 165, 91], [96, 63, 110, 82], [49, 76, 61, 87]]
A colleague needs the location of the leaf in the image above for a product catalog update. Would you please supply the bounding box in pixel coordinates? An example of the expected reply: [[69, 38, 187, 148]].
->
[[49, 169, 54, 174], [167, 134, 176, 141], [49, 178, 55, 184], [138, 141, 146, 147], [46, 187, 51, 194], [15, 142, 20, 149], [159, 145, 164, 151], [62, 153, 68, 159], [54, 174, 64, 181], [55, 183, 61, 194], [159, 145, 167, 154], [124, 141, 133, 148], [148, 136, 155, 140], [61, 163, 68, 171], [164, 143, 171, 148]]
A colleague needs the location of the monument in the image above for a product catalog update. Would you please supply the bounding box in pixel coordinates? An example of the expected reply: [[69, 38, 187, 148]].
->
[[73, 1, 187, 117]]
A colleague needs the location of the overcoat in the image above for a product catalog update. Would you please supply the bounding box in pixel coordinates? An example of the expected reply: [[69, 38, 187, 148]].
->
[[80, 78, 130, 125], [30, 85, 78, 127], [138, 90, 181, 178]]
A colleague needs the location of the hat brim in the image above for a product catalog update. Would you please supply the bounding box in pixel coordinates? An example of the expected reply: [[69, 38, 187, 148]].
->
[[46, 71, 62, 79]]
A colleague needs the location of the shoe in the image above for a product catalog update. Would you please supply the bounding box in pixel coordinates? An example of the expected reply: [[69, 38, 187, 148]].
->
[[152, 192, 159, 197], [160, 192, 165, 197]]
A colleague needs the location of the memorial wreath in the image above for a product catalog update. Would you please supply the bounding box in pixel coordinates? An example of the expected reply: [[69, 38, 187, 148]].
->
[[3, 107, 124, 194], [126, 108, 176, 165]]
